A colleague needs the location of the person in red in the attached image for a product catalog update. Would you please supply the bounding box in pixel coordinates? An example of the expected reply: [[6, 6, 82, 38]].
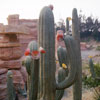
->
[[55, 27, 65, 59]]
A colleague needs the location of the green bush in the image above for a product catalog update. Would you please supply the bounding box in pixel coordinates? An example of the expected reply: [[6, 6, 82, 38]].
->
[[96, 46, 100, 51], [83, 63, 100, 100], [83, 63, 100, 88]]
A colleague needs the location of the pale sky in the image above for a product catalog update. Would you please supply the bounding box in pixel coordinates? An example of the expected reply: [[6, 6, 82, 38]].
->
[[0, 0, 100, 24]]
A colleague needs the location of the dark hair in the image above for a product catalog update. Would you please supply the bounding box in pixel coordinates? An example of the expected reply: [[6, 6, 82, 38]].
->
[[56, 27, 65, 33]]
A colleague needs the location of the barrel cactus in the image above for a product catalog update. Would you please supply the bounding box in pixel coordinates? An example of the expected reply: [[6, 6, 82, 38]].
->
[[25, 6, 82, 100]]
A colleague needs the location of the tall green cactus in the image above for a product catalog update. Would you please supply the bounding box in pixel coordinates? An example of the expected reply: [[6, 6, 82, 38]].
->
[[72, 8, 82, 100], [24, 6, 82, 100], [25, 41, 39, 100], [38, 6, 56, 100], [7, 70, 15, 100]]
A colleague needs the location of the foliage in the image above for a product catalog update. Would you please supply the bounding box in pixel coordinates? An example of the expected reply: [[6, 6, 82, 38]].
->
[[83, 63, 100, 88], [79, 12, 100, 41], [93, 88, 100, 100], [96, 46, 100, 51]]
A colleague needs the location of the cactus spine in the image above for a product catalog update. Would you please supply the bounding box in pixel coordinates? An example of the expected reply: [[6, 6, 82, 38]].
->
[[25, 41, 39, 100], [72, 8, 82, 100], [7, 70, 15, 100]]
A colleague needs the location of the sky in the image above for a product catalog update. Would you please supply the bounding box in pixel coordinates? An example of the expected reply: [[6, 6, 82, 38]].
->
[[0, 0, 100, 24]]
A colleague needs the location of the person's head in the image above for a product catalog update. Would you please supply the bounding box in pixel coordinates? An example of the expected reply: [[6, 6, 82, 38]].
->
[[56, 27, 65, 34]]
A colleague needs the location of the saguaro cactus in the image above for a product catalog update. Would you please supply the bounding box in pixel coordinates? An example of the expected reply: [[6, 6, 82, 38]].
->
[[38, 6, 56, 100], [72, 8, 82, 100], [25, 6, 82, 100], [25, 41, 39, 100], [7, 70, 15, 100], [38, 6, 81, 100]]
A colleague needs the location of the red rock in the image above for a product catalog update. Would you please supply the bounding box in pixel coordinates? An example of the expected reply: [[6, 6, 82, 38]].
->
[[0, 68, 8, 75], [0, 89, 7, 100], [12, 70, 25, 89], [0, 84, 7, 91], [12, 47, 22, 59], [0, 73, 7, 80], [20, 67, 27, 83], [0, 73, 7, 84], [0, 60, 21, 69], [0, 78, 7, 84], [0, 47, 22, 60], [0, 48, 12, 60]]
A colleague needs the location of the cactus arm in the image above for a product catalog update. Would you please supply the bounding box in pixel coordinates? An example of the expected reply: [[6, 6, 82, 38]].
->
[[25, 56, 32, 75], [72, 8, 82, 100], [56, 67, 68, 100], [56, 36, 77, 90], [89, 58, 96, 78], [38, 6, 56, 100], [7, 70, 16, 100], [29, 59, 39, 100], [57, 46, 69, 67], [25, 56, 32, 99]]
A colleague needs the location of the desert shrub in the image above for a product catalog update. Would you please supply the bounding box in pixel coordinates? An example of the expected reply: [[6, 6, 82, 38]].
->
[[96, 46, 100, 51], [83, 63, 100, 88], [82, 63, 100, 100]]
